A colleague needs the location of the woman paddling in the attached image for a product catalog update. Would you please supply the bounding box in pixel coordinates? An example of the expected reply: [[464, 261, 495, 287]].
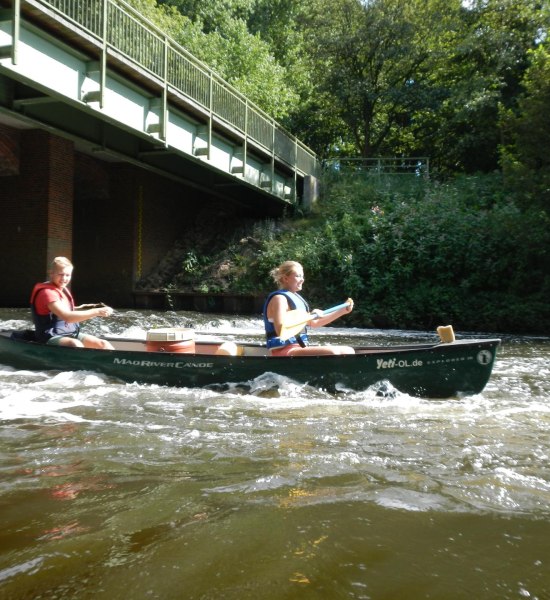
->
[[263, 260, 355, 356]]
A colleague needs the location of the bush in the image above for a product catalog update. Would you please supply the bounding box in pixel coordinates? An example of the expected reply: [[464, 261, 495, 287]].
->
[[245, 174, 549, 334]]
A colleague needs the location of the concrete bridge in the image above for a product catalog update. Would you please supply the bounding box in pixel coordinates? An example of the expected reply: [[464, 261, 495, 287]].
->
[[0, 0, 319, 308]]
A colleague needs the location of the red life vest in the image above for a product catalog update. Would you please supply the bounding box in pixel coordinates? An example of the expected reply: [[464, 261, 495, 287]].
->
[[30, 282, 78, 343]]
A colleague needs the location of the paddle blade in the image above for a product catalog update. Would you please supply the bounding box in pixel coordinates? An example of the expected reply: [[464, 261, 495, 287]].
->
[[278, 309, 312, 342]]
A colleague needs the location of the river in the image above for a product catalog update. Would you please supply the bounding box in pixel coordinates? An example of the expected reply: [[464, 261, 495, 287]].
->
[[0, 308, 549, 600]]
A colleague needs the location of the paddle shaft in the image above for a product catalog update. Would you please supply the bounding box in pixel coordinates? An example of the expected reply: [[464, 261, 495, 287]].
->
[[317, 301, 352, 317], [278, 300, 352, 341]]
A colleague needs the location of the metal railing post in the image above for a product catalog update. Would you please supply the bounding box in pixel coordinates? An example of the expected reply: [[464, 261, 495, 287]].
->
[[161, 35, 168, 141], [99, 0, 107, 109], [293, 138, 298, 203], [11, 0, 20, 64], [270, 119, 275, 190], [207, 73, 213, 160], [243, 100, 248, 178]]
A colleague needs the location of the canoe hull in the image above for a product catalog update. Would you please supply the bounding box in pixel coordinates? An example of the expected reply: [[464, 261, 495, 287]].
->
[[0, 331, 500, 398]]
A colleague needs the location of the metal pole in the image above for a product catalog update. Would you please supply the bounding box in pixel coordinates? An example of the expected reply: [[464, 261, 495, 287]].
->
[[243, 100, 248, 179], [161, 36, 168, 141], [136, 185, 143, 280], [12, 0, 20, 65], [100, 0, 107, 108], [207, 74, 213, 160]]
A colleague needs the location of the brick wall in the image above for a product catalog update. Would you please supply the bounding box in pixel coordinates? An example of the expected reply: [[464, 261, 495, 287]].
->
[[0, 128, 74, 305], [72, 160, 137, 305], [0, 124, 20, 176], [45, 133, 75, 261]]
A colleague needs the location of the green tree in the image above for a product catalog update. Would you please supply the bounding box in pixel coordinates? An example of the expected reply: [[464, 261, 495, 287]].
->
[[300, 0, 458, 158], [500, 43, 550, 213], [420, 0, 547, 174], [153, 0, 298, 118], [126, 0, 198, 39], [157, 0, 256, 33], [125, 0, 549, 174], [291, 0, 546, 169]]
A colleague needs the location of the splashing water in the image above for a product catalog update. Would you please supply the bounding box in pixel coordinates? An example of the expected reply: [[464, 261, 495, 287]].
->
[[1, 308, 549, 599]]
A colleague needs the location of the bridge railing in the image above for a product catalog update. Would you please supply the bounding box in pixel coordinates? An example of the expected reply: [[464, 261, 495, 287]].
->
[[323, 157, 430, 178], [32, 0, 319, 178]]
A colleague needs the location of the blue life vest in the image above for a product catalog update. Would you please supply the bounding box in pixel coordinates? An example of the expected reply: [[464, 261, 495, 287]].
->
[[30, 282, 79, 343], [263, 290, 310, 349]]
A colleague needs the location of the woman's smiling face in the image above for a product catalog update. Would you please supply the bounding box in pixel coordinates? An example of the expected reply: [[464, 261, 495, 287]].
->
[[282, 267, 304, 292]]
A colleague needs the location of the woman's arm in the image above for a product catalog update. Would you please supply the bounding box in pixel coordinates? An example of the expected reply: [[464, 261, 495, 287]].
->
[[309, 299, 354, 329]]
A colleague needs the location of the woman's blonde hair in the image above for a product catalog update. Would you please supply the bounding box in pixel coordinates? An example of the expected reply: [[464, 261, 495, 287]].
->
[[270, 261, 302, 287]]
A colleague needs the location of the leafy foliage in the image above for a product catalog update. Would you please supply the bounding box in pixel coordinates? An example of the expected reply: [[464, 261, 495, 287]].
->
[[301, 0, 457, 158], [500, 44, 550, 215], [129, 0, 297, 118], [228, 175, 549, 333]]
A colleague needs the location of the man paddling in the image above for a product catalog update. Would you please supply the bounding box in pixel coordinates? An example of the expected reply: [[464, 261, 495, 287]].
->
[[30, 256, 114, 349]]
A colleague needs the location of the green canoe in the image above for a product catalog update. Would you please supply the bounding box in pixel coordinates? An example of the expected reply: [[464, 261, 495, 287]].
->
[[0, 330, 500, 398]]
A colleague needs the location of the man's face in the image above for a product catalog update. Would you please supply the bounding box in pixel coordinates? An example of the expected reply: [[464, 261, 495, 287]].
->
[[50, 266, 73, 289]]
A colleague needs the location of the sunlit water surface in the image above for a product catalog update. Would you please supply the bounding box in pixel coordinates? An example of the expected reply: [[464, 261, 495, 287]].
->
[[1, 308, 549, 600]]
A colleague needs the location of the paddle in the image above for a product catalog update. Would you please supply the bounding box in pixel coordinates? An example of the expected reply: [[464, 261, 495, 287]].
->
[[279, 300, 352, 341], [75, 302, 107, 311]]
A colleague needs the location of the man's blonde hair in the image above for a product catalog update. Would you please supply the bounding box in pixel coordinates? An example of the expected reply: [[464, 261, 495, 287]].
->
[[50, 256, 73, 272]]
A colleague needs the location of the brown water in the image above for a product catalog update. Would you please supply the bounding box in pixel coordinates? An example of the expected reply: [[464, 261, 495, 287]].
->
[[1, 308, 549, 600]]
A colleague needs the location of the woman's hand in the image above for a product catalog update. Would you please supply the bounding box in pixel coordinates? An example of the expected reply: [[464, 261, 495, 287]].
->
[[309, 299, 353, 328]]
